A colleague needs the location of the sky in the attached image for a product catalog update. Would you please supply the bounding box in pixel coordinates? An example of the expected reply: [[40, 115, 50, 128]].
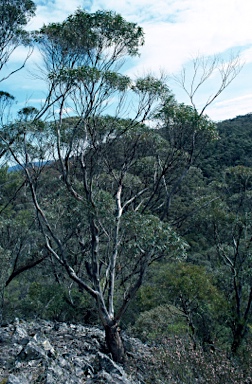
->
[[2, 0, 252, 122]]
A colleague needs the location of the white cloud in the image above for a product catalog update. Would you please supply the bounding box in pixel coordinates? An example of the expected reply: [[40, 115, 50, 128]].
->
[[214, 93, 252, 107], [87, 0, 190, 22], [240, 47, 252, 64], [207, 93, 252, 121], [5, 46, 32, 64], [28, 0, 84, 29], [130, 0, 252, 75], [21, 98, 46, 104], [7, 46, 43, 67]]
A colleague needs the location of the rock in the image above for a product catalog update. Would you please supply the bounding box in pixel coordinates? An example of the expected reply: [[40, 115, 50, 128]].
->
[[12, 324, 29, 345], [0, 320, 144, 384], [7, 373, 30, 384], [96, 351, 125, 376], [18, 339, 50, 361], [87, 370, 134, 384]]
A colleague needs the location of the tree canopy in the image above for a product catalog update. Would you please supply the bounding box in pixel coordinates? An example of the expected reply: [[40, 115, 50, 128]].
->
[[0, 0, 36, 82]]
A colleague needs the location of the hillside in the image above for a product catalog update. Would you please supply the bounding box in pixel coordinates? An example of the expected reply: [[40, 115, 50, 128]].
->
[[199, 113, 252, 178], [1, 112, 252, 383]]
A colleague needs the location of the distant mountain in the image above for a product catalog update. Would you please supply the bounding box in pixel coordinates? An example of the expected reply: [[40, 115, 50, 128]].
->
[[8, 161, 52, 173], [7, 164, 23, 172]]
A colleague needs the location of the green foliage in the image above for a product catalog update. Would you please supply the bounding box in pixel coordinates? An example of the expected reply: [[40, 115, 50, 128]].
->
[[36, 9, 144, 69], [200, 113, 252, 178], [0, 0, 35, 26], [139, 262, 223, 307], [49, 66, 131, 92], [0, 91, 16, 129], [27, 281, 91, 321], [17, 106, 38, 121], [0, 246, 12, 302], [3, 275, 97, 323], [0, 0, 35, 80], [133, 76, 171, 99], [0, 91, 15, 101], [122, 212, 188, 260], [132, 304, 187, 341], [136, 262, 226, 346], [157, 100, 218, 154]]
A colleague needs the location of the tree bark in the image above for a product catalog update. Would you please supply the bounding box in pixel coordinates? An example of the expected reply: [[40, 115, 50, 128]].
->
[[105, 323, 125, 363], [231, 323, 246, 354]]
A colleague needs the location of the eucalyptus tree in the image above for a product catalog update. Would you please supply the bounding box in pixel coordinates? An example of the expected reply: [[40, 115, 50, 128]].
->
[[150, 54, 242, 222], [137, 261, 226, 349], [6, 9, 186, 361], [34, 9, 145, 119], [8, 9, 239, 361]]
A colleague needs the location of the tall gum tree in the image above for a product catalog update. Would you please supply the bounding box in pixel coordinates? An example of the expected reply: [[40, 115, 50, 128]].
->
[[8, 9, 241, 361], [11, 10, 186, 361]]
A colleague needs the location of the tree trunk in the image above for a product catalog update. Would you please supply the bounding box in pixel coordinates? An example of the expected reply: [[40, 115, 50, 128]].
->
[[105, 323, 125, 363], [0, 287, 4, 325], [231, 323, 246, 354]]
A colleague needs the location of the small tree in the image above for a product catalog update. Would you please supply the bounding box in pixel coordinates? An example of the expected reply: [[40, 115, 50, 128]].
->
[[138, 262, 226, 349]]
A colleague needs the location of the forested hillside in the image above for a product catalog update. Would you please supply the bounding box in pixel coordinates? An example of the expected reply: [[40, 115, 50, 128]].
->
[[200, 113, 252, 178], [1, 112, 252, 382], [0, 2, 252, 382]]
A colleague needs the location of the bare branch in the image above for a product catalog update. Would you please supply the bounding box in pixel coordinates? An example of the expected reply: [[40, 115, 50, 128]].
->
[[173, 54, 243, 116]]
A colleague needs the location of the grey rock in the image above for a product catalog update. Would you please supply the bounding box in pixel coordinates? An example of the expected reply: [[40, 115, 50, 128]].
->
[[87, 370, 134, 384], [13, 324, 29, 345], [7, 373, 29, 384], [0, 320, 144, 384], [18, 339, 51, 361], [96, 351, 125, 375]]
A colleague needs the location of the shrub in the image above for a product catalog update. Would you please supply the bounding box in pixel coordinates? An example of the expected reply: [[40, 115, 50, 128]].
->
[[131, 304, 188, 342]]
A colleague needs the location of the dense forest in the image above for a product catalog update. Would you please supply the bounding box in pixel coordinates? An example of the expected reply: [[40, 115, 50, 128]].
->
[[0, 1, 252, 382]]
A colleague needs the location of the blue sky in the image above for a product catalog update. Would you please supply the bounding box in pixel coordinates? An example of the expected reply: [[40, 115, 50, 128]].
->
[[2, 0, 252, 121]]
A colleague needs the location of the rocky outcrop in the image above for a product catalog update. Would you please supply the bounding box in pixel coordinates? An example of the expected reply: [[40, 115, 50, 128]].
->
[[0, 319, 148, 384]]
